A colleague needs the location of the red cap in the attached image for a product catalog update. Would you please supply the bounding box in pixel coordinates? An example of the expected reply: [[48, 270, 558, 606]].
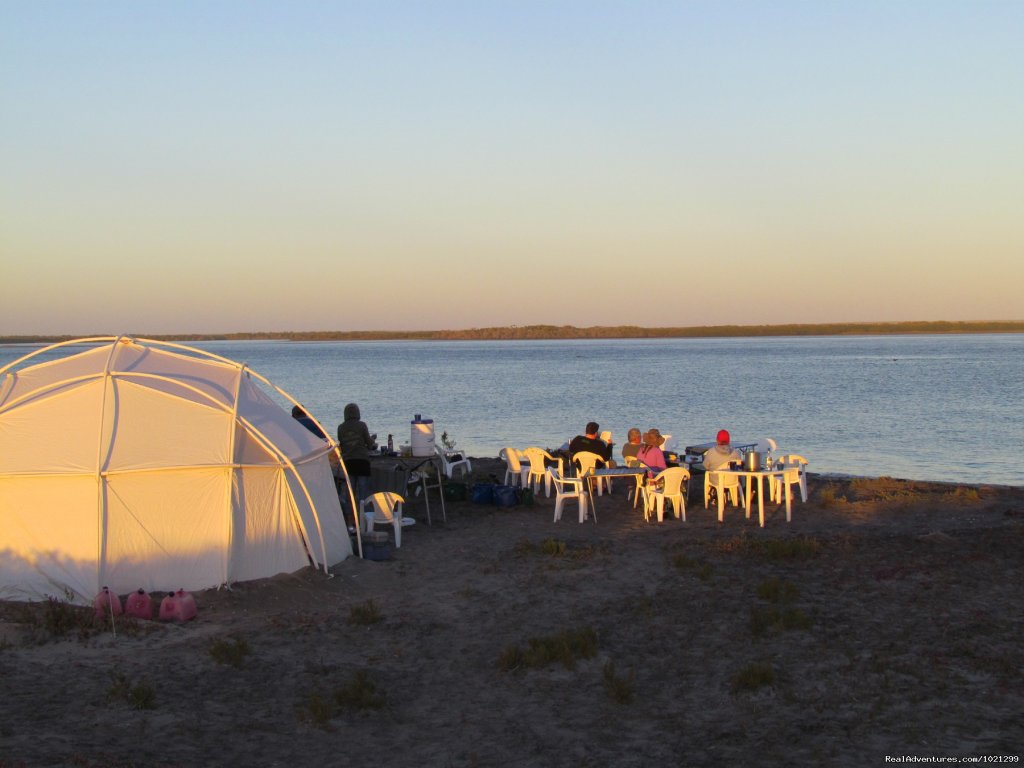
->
[[716, 429, 730, 444]]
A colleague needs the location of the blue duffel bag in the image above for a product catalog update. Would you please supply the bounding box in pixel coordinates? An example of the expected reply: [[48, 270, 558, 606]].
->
[[471, 483, 495, 504], [493, 484, 519, 507]]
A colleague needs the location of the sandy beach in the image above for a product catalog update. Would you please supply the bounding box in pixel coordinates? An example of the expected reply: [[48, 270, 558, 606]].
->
[[2, 460, 1022, 767]]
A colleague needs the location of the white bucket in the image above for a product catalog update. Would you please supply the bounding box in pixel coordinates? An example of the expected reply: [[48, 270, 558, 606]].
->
[[411, 416, 435, 457]]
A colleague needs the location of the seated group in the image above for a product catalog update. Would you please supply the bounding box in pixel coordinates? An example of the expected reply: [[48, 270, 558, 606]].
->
[[566, 421, 740, 475]]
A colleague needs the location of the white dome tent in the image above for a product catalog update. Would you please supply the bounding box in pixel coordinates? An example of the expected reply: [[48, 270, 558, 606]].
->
[[0, 336, 356, 605]]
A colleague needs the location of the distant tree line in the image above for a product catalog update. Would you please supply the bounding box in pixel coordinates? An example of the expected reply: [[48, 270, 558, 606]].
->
[[3, 320, 1022, 345]]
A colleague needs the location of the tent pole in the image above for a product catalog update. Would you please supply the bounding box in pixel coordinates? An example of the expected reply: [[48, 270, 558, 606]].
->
[[224, 366, 246, 589], [93, 336, 124, 597]]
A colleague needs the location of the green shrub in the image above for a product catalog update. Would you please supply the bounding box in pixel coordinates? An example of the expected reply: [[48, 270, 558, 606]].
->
[[541, 538, 567, 557], [334, 669, 386, 711], [302, 691, 336, 728], [671, 552, 714, 581], [731, 662, 775, 693], [107, 672, 156, 710], [750, 606, 813, 637], [349, 599, 383, 626], [708, 535, 821, 561], [209, 637, 251, 668], [817, 486, 845, 508], [602, 661, 635, 705], [16, 596, 97, 643], [756, 576, 799, 604], [762, 537, 821, 561], [498, 627, 599, 673], [949, 486, 980, 504]]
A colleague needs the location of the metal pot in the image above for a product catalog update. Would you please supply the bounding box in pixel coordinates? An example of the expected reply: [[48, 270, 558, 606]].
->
[[744, 451, 762, 471]]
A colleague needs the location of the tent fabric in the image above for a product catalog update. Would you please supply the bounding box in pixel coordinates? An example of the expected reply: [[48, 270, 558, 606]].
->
[[0, 337, 351, 604]]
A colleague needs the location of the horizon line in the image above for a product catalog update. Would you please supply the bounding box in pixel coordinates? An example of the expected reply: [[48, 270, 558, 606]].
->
[[3, 320, 1024, 345]]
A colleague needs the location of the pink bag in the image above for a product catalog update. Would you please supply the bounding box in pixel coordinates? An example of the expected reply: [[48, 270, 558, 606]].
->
[[124, 589, 153, 620], [93, 587, 123, 621], [159, 589, 197, 622]]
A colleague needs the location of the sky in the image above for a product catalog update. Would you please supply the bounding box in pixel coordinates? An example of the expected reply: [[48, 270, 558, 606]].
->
[[2, 1, 1022, 335]]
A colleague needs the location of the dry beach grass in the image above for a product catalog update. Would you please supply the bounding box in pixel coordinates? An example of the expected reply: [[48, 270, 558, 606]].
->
[[1, 460, 1022, 767]]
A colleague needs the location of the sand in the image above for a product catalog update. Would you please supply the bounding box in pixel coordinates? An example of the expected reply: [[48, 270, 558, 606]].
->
[[1, 461, 1022, 767]]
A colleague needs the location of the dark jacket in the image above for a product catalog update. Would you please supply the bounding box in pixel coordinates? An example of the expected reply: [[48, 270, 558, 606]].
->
[[337, 403, 375, 461]]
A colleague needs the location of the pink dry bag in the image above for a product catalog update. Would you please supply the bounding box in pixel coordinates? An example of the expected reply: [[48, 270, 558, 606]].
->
[[159, 589, 197, 622], [124, 589, 153, 620], [93, 587, 123, 621], [158, 592, 178, 621], [175, 589, 197, 622]]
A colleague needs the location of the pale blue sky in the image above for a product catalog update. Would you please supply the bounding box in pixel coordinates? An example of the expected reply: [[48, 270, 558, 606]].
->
[[2, 1, 1022, 334]]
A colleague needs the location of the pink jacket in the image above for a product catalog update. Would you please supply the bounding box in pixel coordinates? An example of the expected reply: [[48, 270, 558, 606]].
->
[[637, 445, 667, 473]]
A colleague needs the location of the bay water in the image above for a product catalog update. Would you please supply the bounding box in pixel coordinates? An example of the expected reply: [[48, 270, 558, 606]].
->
[[2, 334, 1021, 486]]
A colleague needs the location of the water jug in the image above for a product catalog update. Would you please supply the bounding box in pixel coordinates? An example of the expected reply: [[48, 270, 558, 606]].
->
[[410, 415, 435, 457], [93, 587, 123, 620], [125, 588, 153, 620]]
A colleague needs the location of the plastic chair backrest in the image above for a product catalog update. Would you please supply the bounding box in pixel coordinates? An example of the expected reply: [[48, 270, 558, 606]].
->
[[524, 447, 554, 471], [366, 491, 403, 522], [708, 470, 741, 489], [777, 454, 808, 468], [549, 464, 584, 490], [501, 447, 522, 471], [573, 451, 604, 476], [654, 466, 689, 494]]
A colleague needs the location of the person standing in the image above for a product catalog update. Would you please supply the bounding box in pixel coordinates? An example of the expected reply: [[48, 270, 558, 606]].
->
[[337, 403, 376, 503]]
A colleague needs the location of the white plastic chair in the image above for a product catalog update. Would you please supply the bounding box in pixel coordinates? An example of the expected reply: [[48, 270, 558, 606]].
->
[[548, 466, 591, 524], [523, 447, 560, 497], [573, 451, 612, 496], [361, 492, 406, 548], [435, 445, 472, 480], [624, 456, 646, 508], [499, 447, 525, 488], [644, 467, 690, 523], [771, 454, 808, 504], [705, 470, 744, 522]]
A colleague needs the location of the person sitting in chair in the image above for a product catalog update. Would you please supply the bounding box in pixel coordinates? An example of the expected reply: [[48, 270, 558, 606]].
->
[[569, 421, 613, 467], [621, 428, 643, 461], [702, 429, 742, 471], [637, 428, 668, 474]]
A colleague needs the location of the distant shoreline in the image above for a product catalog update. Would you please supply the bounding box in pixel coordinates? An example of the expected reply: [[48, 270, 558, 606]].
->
[[2, 320, 1023, 345]]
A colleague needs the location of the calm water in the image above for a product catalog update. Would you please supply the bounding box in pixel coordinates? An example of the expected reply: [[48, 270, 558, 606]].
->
[[2, 335, 1021, 486]]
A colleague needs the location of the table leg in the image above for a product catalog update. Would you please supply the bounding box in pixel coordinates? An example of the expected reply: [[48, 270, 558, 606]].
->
[[785, 481, 792, 522], [756, 475, 765, 527], [744, 477, 754, 519]]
